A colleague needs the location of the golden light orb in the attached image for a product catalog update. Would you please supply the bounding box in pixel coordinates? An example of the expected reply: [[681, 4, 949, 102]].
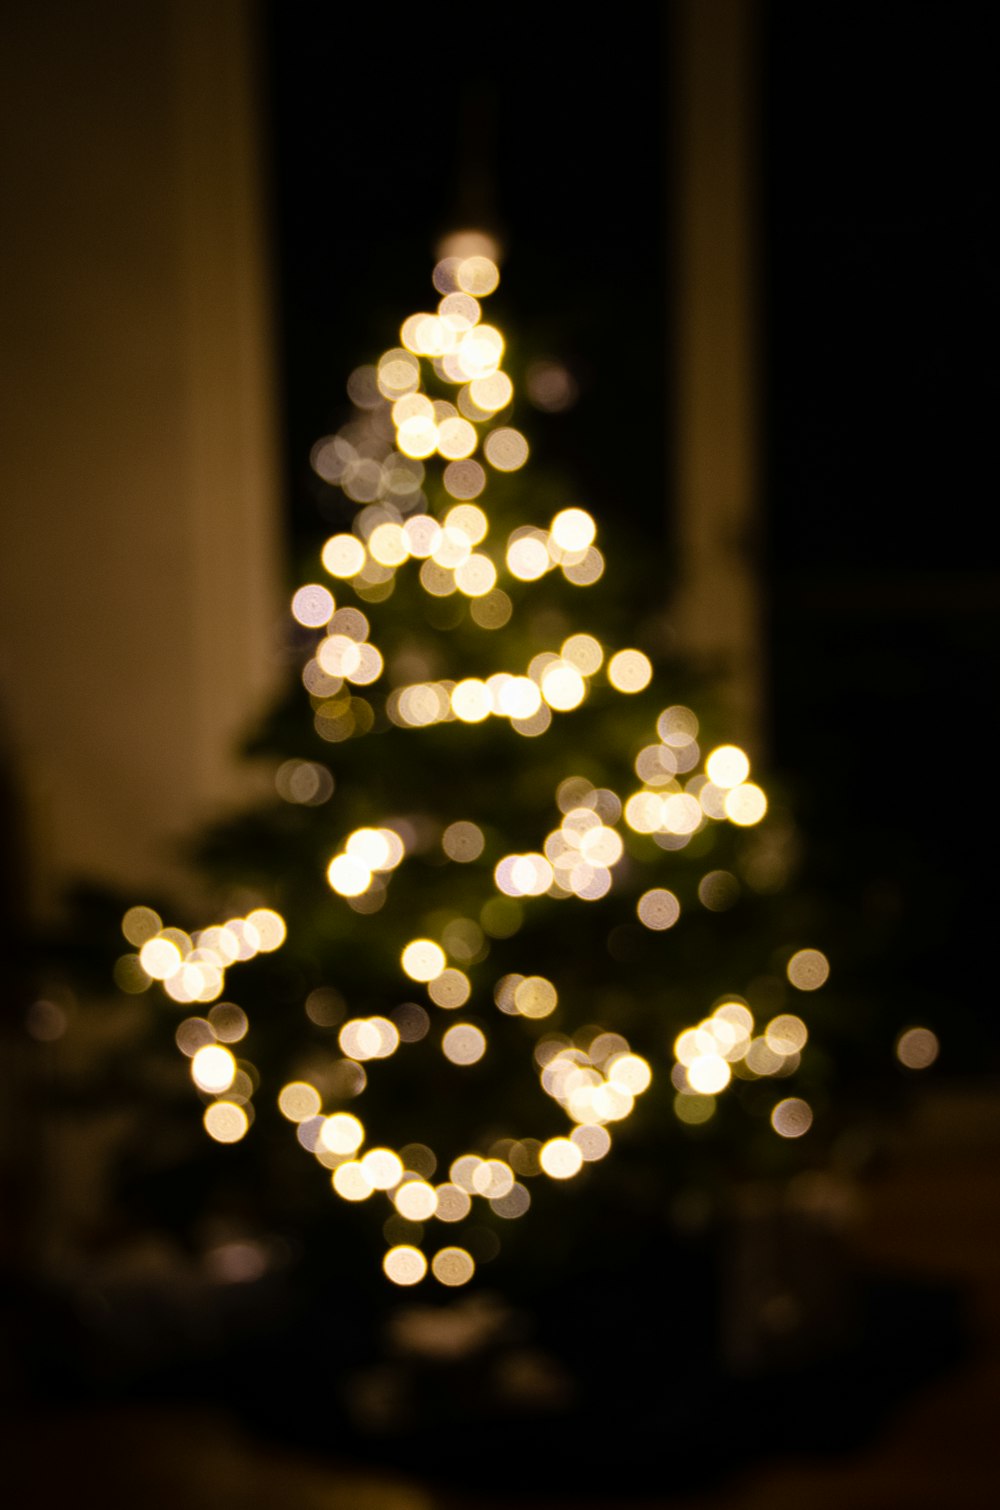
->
[[383, 1245, 428, 1286], [401, 939, 447, 982]]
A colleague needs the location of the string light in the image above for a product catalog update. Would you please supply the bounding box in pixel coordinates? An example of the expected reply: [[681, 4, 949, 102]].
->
[[120, 239, 854, 1287]]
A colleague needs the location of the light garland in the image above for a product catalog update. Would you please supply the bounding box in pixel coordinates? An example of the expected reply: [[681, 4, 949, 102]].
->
[[118, 233, 834, 1286]]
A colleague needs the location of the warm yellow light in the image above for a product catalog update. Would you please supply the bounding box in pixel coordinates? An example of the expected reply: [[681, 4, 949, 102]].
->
[[327, 854, 372, 897], [439, 291, 481, 331], [383, 1245, 427, 1286], [578, 825, 623, 866], [636, 889, 680, 930], [392, 391, 434, 425], [437, 416, 478, 460], [765, 1014, 808, 1055], [442, 821, 485, 862], [724, 783, 768, 826], [204, 1101, 249, 1143], [245, 909, 286, 951], [442, 1023, 487, 1065], [398, 683, 449, 727], [314, 1114, 362, 1159], [317, 634, 362, 679], [403, 514, 443, 558], [539, 1138, 584, 1179], [495, 853, 553, 896], [454, 553, 497, 597], [506, 534, 550, 580], [322, 534, 366, 578], [706, 745, 750, 788], [443, 459, 486, 499], [209, 1003, 248, 1043], [715, 1001, 754, 1035], [608, 649, 653, 693], [896, 1026, 940, 1069], [550, 507, 596, 553], [122, 906, 161, 946], [345, 641, 383, 685], [291, 584, 335, 627], [746, 1037, 785, 1076], [472, 1159, 514, 1199], [278, 1081, 322, 1122], [469, 371, 513, 412], [567, 1126, 609, 1165], [377, 348, 420, 397], [607, 1053, 652, 1095], [624, 792, 664, 834], [771, 1098, 813, 1138], [394, 1180, 437, 1221], [562, 547, 604, 585], [396, 415, 438, 458], [540, 661, 587, 711], [514, 976, 558, 1018], [658, 706, 699, 745], [332, 1161, 374, 1201], [191, 1044, 236, 1094], [400, 312, 438, 354], [456, 255, 500, 296], [686, 1055, 731, 1094], [446, 503, 489, 543], [484, 427, 528, 471], [401, 939, 447, 982], [139, 937, 182, 980], [787, 948, 830, 991], [431, 1247, 475, 1286], [497, 676, 542, 719], [451, 678, 493, 722], [661, 793, 703, 835], [428, 969, 471, 1009], [346, 828, 391, 870], [361, 1148, 404, 1189], [560, 633, 603, 676], [433, 1184, 472, 1223], [368, 522, 409, 567], [339, 1017, 399, 1061]]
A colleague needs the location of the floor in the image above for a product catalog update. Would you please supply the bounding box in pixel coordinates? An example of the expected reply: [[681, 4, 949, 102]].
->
[[5, 1083, 999, 1508]]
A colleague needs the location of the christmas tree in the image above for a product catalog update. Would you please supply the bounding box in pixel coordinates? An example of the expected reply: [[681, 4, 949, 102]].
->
[[108, 230, 845, 1315]]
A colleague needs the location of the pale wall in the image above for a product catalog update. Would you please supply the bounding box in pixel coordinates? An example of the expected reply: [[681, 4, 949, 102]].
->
[[0, 1, 283, 912]]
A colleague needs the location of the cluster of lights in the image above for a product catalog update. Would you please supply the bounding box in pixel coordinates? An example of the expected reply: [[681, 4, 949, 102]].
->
[[503, 507, 604, 587], [399, 937, 474, 1013], [297, 241, 613, 649], [326, 825, 406, 899], [321, 503, 605, 607], [302, 240, 528, 616], [536, 1031, 652, 1137], [174, 1004, 257, 1144], [292, 596, 384, 686], [670, 948, 830, 1131], [120, 236, 927, 1291], [274, 1037, 615, 1288], [387, 631, 619, 736], [275, 757, 333, 806], [484, 730, 763, 910], [498, 802, 625, 901], [116, 904, 285, 1006], [623, 719, 768, 850]]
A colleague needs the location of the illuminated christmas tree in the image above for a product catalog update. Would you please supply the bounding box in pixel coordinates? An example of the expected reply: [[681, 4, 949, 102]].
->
[[113, 232, 837, 1309]]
